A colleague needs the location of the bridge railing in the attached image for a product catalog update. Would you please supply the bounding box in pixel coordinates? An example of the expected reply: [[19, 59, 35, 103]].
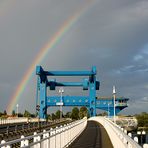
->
[[89, 117, 141, 148], [0, 117, 87, 148], [105, 117, 142, 148]]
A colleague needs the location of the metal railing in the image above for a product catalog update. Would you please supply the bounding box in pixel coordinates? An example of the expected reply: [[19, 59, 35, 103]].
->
[[0, 117, 87, 148], [89, 117, 143, 148], [105, 117, 142, 148]]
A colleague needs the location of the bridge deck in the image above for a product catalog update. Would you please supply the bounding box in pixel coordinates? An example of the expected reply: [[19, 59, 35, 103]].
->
[[69, 121, 113, 148]]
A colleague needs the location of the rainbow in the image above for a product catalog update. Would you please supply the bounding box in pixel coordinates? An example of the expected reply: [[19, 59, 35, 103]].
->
[[7, 0, 95, 114]]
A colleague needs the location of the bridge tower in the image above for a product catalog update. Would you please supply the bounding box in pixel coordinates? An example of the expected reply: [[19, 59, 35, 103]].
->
[[36, 66, 100, 119]]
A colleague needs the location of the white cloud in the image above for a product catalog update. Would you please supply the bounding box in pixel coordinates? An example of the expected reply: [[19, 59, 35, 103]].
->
[[134, 55, 143, 61], [141, 97, 148, 102]]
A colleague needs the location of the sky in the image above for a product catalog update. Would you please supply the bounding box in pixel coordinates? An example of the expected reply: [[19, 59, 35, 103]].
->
[[0, 0, 148, 115]]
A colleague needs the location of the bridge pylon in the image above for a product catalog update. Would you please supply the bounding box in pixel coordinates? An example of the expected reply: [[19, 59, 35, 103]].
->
[[36, 66, 100, 119]]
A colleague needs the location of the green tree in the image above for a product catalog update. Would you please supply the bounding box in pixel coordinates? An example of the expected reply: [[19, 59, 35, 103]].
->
[[79, 106, 88, 119], [65, 112, 71, 118], [3, 110, 7, 116], [55, 110, 62, 119], [71, 107, 79, 120], [51, 113, 56, 120], [30, 114, 36, 118], [0, 112, 3, 117], [24, 110, 31, 117], [136, 112, 148, 127], [47, 114, 52, 120], [12, 110, 16, 117], [18, 113, 23, 117]]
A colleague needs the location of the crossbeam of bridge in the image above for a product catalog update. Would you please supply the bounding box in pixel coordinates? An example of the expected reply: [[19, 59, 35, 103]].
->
[[47, 96, 128, 115]]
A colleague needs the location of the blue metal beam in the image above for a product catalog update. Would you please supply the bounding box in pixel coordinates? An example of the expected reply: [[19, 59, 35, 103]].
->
[[36, 66, 97, 76], [47, 82, 83, 87], [47, 96, 89, 106], [44, 71, 95, 76], [47, 96, 128, 116]]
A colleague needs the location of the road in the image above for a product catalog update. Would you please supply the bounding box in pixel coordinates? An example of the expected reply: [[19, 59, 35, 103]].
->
[[69, 120, 113, 148]]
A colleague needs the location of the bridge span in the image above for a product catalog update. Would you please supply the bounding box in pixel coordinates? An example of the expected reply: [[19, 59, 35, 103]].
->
[[1, 116, 146, 148]]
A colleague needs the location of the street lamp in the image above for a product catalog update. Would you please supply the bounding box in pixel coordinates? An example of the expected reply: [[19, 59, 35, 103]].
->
[[59, 87, 64, 120], [112, 86, 116, 123], [108, 103, 110, 118], [16, 104, 19, 117], [137, 130, 146, 145]]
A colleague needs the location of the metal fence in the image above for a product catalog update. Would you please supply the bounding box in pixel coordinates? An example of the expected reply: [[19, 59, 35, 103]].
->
[[105, 117, 142, 148], [0, 117, 87, 148], [89, 117, 144, 148]]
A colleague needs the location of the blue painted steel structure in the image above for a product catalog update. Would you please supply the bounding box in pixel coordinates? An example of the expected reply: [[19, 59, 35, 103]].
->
[[96, 97, 129, 116], [36, 66, 100, 119], [36, 66, 129, 119], [47, 96, 128, 116]]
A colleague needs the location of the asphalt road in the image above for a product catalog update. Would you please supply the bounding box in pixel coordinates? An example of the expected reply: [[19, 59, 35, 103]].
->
[[69, 121, 113, 148]]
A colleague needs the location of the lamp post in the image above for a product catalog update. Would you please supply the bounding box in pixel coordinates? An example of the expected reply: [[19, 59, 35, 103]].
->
[[16, 104, 19, 117], [112, 86, 116, 123], [59, 87, 64, 120], [108, 103, 110, 118], [137, 130, 146, 145]]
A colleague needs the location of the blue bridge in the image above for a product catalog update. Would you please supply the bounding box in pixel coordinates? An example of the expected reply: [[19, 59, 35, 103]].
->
[[36, 66, 128, 119]]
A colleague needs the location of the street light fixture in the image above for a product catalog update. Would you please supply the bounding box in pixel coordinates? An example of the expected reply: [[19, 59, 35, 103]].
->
[[112, 86, 116, 123], [108, 103, 110, 118], [59, 87, 64, 120]]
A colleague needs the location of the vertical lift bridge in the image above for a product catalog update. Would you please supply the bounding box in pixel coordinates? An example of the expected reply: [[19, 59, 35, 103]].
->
[[36, 66, 100, 119], [36, 66, 129, 119]]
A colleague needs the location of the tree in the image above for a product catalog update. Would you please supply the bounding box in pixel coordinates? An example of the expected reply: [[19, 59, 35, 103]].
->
[[24, 110, 31, 117], [3, 110, 7, 116], [30, 114, 36, 118], [79, 106, 88, 119], [18, 113, 23, 117], [47, 114, 52, 120], [0, 112, 3, 117], [55, 110, 62, 119], [12, 110, 16, 117], [65, 112, 71, 118], [136, 112, 148, 127], [51, 113, 56, 120], [71, 107, 79, 120]]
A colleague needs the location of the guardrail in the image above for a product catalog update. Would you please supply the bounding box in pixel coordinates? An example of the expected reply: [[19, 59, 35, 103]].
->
[[106, 118, 148, 148], [105, 117, 142, 148], [89, 117, 142, 148], [0, 117, 87, 148]]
